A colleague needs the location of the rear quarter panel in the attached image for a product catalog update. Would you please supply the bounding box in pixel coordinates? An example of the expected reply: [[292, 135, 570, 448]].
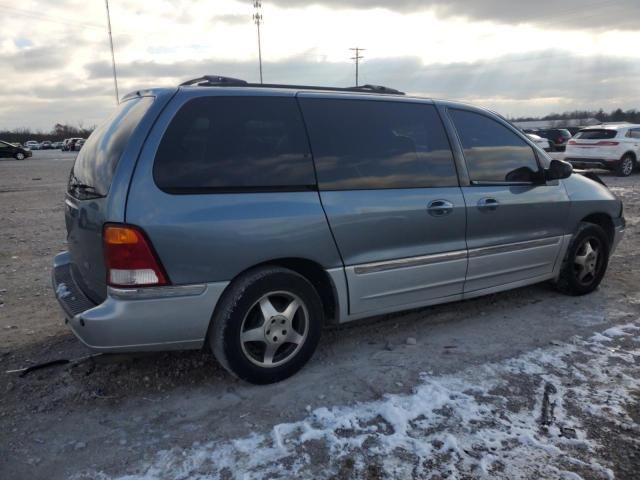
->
[[125, 89, 343, 285]]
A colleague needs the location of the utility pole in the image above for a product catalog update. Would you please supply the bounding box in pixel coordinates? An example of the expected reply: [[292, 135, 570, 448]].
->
[[253, 1, 263, 84], [104, 0, 119, 104], [350, 47, 365, 86]]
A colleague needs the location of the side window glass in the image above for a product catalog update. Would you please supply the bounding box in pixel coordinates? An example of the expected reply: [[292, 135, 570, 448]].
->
[[154, 96, 315, 191], [300, 99, 457, 190], [449, 109, 541, 183]]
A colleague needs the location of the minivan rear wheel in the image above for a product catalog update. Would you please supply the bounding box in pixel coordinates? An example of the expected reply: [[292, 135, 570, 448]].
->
[[556, 222, 610, 296], [617, 154, 635, 177], [210, 266, 323, 384]]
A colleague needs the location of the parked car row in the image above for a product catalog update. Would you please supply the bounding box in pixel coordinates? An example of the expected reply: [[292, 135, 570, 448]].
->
[[0, 140, 33, 160], [523, 128, 572, 152], [61, 138, 86, 151], [19, 138, 86, 151], [564, 124, 640, 177], [523, 124, 640, 177], [526, 133, 552, 152]]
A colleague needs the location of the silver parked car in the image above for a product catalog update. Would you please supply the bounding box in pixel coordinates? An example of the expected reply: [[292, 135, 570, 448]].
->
[[52, 76, 625, 384]]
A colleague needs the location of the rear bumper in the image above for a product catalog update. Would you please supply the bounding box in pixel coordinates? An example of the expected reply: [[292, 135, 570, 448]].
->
[[51, 251, 229, 352]]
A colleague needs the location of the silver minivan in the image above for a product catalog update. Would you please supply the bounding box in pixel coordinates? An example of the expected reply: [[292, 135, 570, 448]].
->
[[52, 76, 625, 384]]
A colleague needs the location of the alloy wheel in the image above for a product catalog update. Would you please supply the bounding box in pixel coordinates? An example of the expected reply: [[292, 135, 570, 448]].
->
[[240, 291, 309, 368], [573, 237, 602, 286]]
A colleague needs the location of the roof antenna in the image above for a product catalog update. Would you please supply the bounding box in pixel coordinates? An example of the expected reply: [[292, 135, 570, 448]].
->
[[104, 0, 120, 104]]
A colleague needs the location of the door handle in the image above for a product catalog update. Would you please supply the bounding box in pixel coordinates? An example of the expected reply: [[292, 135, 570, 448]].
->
[[427, 199, 454, 217], [478, 197, 499, 211]]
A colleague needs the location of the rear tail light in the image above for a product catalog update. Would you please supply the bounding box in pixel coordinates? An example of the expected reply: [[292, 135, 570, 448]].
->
[[596, 141, 619, 146], [103, 224, 169, 287], [568, 140, 576, 145]]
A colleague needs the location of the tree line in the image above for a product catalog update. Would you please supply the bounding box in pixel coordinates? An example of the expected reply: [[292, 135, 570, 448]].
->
[[0, 123, 95, 145], [510, 108, 640, 124]]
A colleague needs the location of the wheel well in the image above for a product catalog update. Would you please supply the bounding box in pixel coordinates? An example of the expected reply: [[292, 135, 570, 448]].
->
[[622, 151, 637, 163], [264, 258, 339, 324], [216, 258, 339, 325], [581, 213, 614, 245]]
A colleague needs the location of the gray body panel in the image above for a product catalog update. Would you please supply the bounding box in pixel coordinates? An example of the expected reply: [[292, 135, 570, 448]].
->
[[64, 89, 178, 302], [52, 252, 227, 351], [320, 188, 467, 315], [125, 88, 343, 284], [460, 183, 570, 291], [52, 88, 626, 352]]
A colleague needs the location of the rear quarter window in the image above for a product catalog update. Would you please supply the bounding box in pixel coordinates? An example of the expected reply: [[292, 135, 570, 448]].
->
[[574, 129, 618, 140], [71, 96, 153, 197], [153, 96, 315, 192]]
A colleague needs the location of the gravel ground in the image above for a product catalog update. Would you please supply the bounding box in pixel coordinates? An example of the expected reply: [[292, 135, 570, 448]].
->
[[0, 151, 639, 479]]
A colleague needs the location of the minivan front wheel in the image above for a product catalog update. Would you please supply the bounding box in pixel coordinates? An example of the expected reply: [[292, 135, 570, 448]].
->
[[15, 152, 25, 160], [210, 266, 323, 384], [556, 222, 610, 296]]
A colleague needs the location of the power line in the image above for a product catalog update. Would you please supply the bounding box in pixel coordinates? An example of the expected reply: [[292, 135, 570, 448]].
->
[[350, 47, 365, 86]]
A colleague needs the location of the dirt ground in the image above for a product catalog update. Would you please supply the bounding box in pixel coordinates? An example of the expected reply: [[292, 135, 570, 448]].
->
[[1, 151, 639, 479]]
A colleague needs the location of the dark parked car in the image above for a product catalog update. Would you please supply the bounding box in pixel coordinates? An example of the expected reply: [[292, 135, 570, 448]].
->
[[0, 140, 32, 160], [41, 140, 53, 150], [535, 129, 573, 151], [52, 76, 624, 384]]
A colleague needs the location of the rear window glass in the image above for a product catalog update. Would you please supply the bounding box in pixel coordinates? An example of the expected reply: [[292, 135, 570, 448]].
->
[[71, 96, 153, 197], [153, 96, 315, 192], [574, 129, 617, 140], [299, 98, 457, 190]]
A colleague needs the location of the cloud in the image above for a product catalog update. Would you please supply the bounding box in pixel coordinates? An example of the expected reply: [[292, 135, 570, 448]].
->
[[84, 50, 640, 106], [5, 46, 69, 71], [29, 48, 640, 97], [269, 0, 640, 30], [214, 13, 249, 25]]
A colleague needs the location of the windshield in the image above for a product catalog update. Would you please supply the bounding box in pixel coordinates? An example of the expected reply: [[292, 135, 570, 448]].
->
[[70, 96, 153, 197], [574, 129, 617, 140]]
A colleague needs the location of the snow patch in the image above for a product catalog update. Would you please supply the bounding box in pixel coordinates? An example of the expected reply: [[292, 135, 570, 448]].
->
[[79, 321, 640, 480]]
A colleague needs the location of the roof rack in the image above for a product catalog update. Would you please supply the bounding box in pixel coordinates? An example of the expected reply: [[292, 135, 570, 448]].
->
[[179, 75, 248, 87], [179, 75, 405, 95]]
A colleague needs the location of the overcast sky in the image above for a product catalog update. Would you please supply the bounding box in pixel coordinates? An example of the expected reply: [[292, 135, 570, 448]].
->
[[2, 0, 639, 130]]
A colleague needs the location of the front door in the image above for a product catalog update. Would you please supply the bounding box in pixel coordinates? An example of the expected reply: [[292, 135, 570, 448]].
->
[[447, 108, 570, 293], [299, 95, 468, 316]]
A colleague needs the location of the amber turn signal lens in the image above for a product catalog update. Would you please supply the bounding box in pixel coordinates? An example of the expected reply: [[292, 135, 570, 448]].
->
[[104, 226, 140, 245]]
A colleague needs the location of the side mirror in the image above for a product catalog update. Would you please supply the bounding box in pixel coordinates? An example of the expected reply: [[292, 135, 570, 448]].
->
[[545, 159, 572, 181]]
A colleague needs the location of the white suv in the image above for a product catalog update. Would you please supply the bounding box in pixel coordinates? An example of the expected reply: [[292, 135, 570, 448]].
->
[[565, 124, 640, 177]]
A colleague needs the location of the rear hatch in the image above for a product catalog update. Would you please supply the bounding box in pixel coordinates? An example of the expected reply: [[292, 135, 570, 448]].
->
[[65, 96, 154, 303], [566, 129, 619, 158]]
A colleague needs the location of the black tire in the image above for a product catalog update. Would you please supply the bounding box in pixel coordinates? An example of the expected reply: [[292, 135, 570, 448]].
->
[[15, 152, 25, 160], [556, 222, 610, 296], [616, 154, 635, 177], [210, 266, 323, 384]]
